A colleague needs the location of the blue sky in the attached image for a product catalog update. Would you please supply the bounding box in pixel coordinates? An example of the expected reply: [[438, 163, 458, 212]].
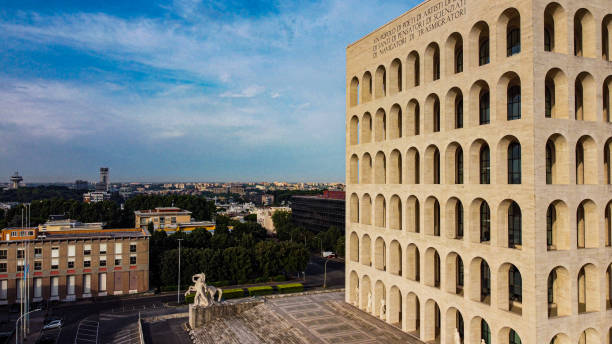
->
[[0, 0, 417, 183]]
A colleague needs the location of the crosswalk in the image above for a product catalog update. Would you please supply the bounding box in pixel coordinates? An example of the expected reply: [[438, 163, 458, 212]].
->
[[74, 319, 99, 344]]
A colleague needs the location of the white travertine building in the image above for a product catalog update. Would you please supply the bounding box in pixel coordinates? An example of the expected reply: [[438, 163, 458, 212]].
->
[[345, 0, 612, 343]]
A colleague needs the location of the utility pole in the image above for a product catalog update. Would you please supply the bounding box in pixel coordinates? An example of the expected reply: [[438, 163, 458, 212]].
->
[[177, 239, 183, 304]]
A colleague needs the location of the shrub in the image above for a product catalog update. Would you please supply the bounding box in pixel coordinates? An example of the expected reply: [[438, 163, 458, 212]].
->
[[160, 285, 177, 292], [222, 288, 246, 300], [211, 280, 232, 287], [184, 293, 195, 304], [271, 275, 286, 282], [276, 283, 304, 294], [247, 286, 274, 296]]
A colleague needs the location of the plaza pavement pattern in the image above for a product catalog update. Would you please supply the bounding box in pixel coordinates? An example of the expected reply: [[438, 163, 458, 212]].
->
[[190, 291, 423, 344]]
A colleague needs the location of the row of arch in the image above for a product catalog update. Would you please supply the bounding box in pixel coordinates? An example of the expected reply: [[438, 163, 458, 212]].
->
[[349, 135, 612, 186], [349, 194, 612, 250], [348, 270, 612, 343], [348, 72, 612, 144], [349, 236, 612, 316], [349, 6, 612, 107], [544, 3, 612, 59]]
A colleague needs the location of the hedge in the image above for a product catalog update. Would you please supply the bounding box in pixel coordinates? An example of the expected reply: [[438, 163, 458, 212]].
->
[[160, 285, 177, 292], [222, 288, 246, 300], [247, 286, 274, 296], [276, 283, 304, 294]]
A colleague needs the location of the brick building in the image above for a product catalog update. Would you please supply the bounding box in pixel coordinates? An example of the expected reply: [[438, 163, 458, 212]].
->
[[0, 227, 149, 305], [291, 191, 345, 233]]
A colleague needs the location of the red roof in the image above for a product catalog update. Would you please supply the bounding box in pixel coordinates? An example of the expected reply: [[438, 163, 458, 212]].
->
[[321, 190, 345, 200]]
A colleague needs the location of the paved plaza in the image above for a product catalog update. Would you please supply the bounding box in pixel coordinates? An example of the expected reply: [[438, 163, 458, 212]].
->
[[190, 291, 423, 344]]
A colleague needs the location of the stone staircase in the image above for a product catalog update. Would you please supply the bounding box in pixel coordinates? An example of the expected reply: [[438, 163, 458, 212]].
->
[[324, 301, 423, 344], [190, 304, 308, 344]]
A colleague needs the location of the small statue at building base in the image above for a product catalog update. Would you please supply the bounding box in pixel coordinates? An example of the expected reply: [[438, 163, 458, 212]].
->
[[379, 298, 386, 320], [185, 273, 222, 307], [367, 292, 373, 313]]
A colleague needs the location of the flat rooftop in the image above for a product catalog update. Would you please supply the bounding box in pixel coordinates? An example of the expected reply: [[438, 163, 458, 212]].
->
[[190, 292, 422, 344]]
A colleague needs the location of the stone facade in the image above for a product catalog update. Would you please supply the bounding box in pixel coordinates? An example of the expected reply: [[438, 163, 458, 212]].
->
[[345, 0, 612, 343]]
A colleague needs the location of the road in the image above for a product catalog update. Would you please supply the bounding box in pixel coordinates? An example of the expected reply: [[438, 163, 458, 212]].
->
[[15, 255, 345, 343]]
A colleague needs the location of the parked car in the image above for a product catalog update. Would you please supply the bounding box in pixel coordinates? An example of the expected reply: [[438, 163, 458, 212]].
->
[[42, 320, 62, 330]]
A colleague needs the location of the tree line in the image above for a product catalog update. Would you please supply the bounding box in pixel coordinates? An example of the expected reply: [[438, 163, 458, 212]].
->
[[151, 219, 309, 289]]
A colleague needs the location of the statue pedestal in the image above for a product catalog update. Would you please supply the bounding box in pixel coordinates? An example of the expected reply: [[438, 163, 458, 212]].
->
[[189, 304, 199, 329]]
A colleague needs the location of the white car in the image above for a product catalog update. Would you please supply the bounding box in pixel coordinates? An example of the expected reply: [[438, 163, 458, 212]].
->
[[42, 320, 62, 330]]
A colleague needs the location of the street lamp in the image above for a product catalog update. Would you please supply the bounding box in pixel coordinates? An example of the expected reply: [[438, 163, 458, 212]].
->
[[177, 239, 183, 304], [15, 308, 40, 344], [315, 237, 322, 256]]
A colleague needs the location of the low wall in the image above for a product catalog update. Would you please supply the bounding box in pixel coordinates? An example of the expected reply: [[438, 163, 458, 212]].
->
[[188, 300, 263, 329]]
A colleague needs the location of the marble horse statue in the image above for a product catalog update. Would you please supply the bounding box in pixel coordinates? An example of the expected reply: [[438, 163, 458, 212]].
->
[[185, 273, 210, 307]]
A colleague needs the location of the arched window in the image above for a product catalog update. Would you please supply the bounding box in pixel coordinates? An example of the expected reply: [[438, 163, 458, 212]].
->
[[545, 87, 552, 118], [509, 329, 522, 344], [456, 256, 464, 293], [456, 202, 464, 238], [456, 147, 464, 184], [547, 205, 556, 249], [547, 269, 555, 304], [546, 141, 554, 184], [455, 47, 463, 73], [480, 145, 490, 184], [507, 85, 521, 120], [509, 266, 522, 302], [479, 39, 490, 66], [434, 200, 441, 236], [507, 27, 521, 56], [455, 98, 463, 129], [481, 261, 491, 301], [508, 202, 522, 248], [433, 50, 440, 81], [544, 27, 553, 52], [508, 142, 521, 184], [434, 149, 440, 184], [434, 100, 441, 132], [481, 319, 491, 344], [479, 91, 490, 124], [480, 202, 491, 242]]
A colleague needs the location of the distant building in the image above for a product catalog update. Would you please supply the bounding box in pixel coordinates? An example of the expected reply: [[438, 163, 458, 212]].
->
[[291, 191, 345, 233], [0, 226, 150, 304], [9, 172, 23, 190], [134, 207, 215, 234], [83, 191, 111, 203], [38, 216, 104, 232], [257, 207, 291, 234], [229, 185, 245, 196], [75, 180, 89, 191], [261, 194, 274, 206]]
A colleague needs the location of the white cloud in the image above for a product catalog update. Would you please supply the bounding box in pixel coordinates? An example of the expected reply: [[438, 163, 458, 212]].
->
[[220, 85, 265, 98]]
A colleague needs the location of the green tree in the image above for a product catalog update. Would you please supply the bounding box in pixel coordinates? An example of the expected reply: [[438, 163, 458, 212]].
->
[[243, 214, 257, 222]]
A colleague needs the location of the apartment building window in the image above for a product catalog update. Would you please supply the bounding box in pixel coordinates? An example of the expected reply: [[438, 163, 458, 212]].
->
[[17, 260, 24, 272], [99, 243, 107, 255], [0, 263, 6, 273], [34, 247, 42, 258], [84, 257, 91, 268], [115, 257, 122, 266], [51, 258, 59, 270], [84, 244, 91, 256], [130, 243, 137, 253], [68, 258, 75, 269], [115, 243, 122, 254], [51, 247, 59, 258], [67, 275, 75, 295], [0, 250, 6, 260], [0, 280, 7, 300], [99, 273, 107, 292], [99, 256, 107, 267], [159, 217, 165, 224], [83, 274, 91, 294], [130, 255, 137, 265], [50, 277, 59, 297], [171, 217, 176, 224], [17, 249, 24, 259], [34, 261, 42, 271], [68, 245, 75, 257]]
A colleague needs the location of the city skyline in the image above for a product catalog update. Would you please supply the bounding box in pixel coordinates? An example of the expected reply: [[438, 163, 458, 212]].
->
[[0, 0, 420, 182]]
